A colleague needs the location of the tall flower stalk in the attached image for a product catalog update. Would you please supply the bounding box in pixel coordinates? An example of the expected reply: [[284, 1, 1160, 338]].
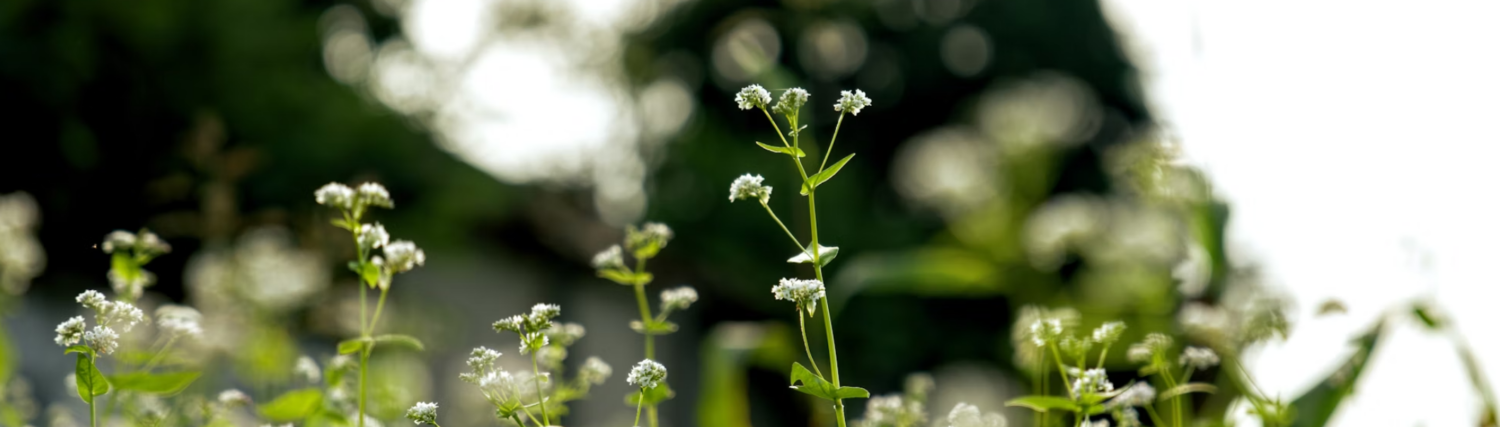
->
[[316, 182, 426, 427], [730, 85, 873, 427]]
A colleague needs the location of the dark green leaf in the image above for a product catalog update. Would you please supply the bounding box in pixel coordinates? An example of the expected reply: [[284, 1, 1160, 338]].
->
[[834, 386, 870, 399], [74, 353, 109, 403], [108, 371, 201, 395], [787, 245, 839, 268], [788, 362, 839, 401], [1411, 302, 1445, 330], [258, 388, 324, 422], [1158, 383, 1217, 401], [630, 320, 680, 335], [1287, 319, 1384, 427], [800, 153, 855, 195], [625, 383, 675, 405], [1005, 395, 1079, 413], [337, 338, 368, 355], [755, 141, 807, 158], [599, 269, 652, 286], [373, 334, 425, 351]]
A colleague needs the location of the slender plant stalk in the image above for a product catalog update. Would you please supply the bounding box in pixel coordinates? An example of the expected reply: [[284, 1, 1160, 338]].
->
[[140, 336, 179, 371], [1048, 343, 1075, 400], [1160, 367, 1182, 427], [1144, 404, 1168, 427], [88, 354, 97, 427], [762, 202, 807, 254], [797, 308, 824, 378], [628, 258, 660, 427], [531, 352, 551, 425], [633, 389, 645, 427]]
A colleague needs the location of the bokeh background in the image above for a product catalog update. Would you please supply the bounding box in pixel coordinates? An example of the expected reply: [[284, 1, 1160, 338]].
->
[[1, 0, 1498, 426]]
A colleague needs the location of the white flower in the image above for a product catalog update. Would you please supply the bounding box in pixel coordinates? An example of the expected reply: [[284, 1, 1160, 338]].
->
[[107, 269, 155, 301], [734, 84, 772, 110], [1092, 321, 1126, 344], [100, 231, 137, 254], [545, 322, 586, 347], [54, 316, 86, 346], [627, 359, 667, 389], [84, 326, 120, 355], [1108, 383, 1155, 408], [466, 347, 502, 372], [947, 402, 1007, 427], [660, 286, 698, 312], [218, 389, 251, 406], [1070, 368, 1113, 395], [1029, 318, 1064, 346], [519, 332, 549, 354], [155, 305, 202, 338], [591, 245, 625, 270], [76, 290, 107, 310], [728, 174, 773, 204], [136, 230, 171, 254], [772, 88, 809, 116], [98, 300, 146, 333], [1127, 333, 1174, 364], [580, 356, 612, 385], [772, 278, 826, 316], [295, 356, 322, 383], [1113, 407, 1142, 427], [356, 183, 394, 209], [382, 240, 425, 273], [405, 402, 438, 425], [315, 183, 357, 210], [492, 315, 525, 333], [861, 394, 926, 426], [834, 89, 873, 116], [529, 303, 561, 327], [629, 222, 673, 250], [1179, 346, 1220, 370], [357, 223, 390, 251]]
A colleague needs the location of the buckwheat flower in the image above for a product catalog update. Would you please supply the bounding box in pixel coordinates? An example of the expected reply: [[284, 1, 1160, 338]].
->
[[591, 245, 625, 270], [1059, 336, 1093, 360], [538, 346, 568, 369], [1127, 333, 1173, 364], [772, 88, 809, 116], [660, 286, 698, 312], [136, 229, 171, 254], [1092, 321, 1126, 344], [545, 322, 586, 347], [357, 223, 390, 251], [76, 290, 107, 310], [627, 359, 667, 389], [947, 402, 1007, 427], [1029, 318, 1064, 346], [382, 240, 425, 274], [1108, 383, 1155, 408], [295, 356, 322, 383], [1071, 368, 1113, 395], [1179, 346, 1220, 370], [54, 316, 86, 346], [405, 402, 438, 426], [631, 222, 673, 249], [356, 183, 394, 209], [728, 174, 773, 204], [530, 303, 561, 323], [155, 305, 203, 338], [861, 394, 926, 426], [84, 326, 120, 355], [734, 84, 771, 110], [580, 356, 612, 385], [834, 89, 872, 116], [772, 278, 826, 316], [492, 315, 525, 333], [218, 389, 251, 406], [1113, 407, 1142, 427], [107, 269, 154, 301], [315, 183, 357, 210], [100, 231, 137, 254], [518, 332, 549, 354], [98, 300, 146, 332], [466, 347, 502, 372]]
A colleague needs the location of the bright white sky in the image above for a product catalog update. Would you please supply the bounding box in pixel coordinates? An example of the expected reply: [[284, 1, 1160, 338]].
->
[[1102, 0, 1500, 425]]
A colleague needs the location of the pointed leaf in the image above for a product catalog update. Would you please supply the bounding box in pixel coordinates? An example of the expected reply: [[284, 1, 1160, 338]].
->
[[337, 338, 369, 355], [625, 383, 675, 405], [372, 334, 425, 351], [1005, 395, 1079, 413], [755, 141, 807, 158], [1287, 319, 1384, 427], [801, 153, 856, 195], [74, 354, 109, 403], [258, 388, 324, 422], [108, 371, 201, 395], [788, 362, 838, 401], [834, 386, 870, 400], [599, 269, 652, 286], [630, 320, 680, 335], [1158, 383, 1217, 401], [64, 345, 93, 357], [787, 245, 839, 268]]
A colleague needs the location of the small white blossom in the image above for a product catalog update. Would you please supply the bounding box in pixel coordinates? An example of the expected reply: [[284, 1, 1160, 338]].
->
[[218, 389, 251, 406], [545, 322, 586, 347], [734, 84, 772, 110], [466, 347, 502, 373], [76, 290, 107, 310], [84, 326, 120, 355], [947, 402, 1007, 427], [772, 88, 809, 116], [519, 332, 549, 354], [834, 89, 873, 116], [772, 278, 826, 316], [580, 356, 612, 385], [295, 356, 321, 383], [54, 316, 86, 346], [1127, 333, 1174, 364], [155, 305, 202, 338], [728, 174, 773, 204], [1113, 407, 1142, 427], [1029, 318, 1064, 346], [136, 230, 171, 254], [98, 300, 146, 332], [660, 286, 698, 312], [382, 240, 425, 273], [627, 359, 667, 389], [492, 315, 525, 333], [314, 183, 357, 210], [591, 245, 625, 270], [405, 402, 438, 425], [100, 231, 137, 254], [357, 223, 390, 251], [629, 222, 673, 250], [528, 303, 561, 329], [356, 183, 394, 209], [1108, 383, 1155, 408], [1070, 368, 1113, 395], [1092, 321, 1126, 344], [862, 394, 926, 427], [1179, 346, 1220, 370]]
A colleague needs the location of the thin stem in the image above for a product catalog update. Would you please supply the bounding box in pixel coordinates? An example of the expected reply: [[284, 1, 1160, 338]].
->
[[647, 406, 659, 427], [1048, 343, 1075, 399], [511, 414, 528, 427], [819, 113, 846, 173], [141, 335, 180, 371], [810, 196, 847, 427], [1095, 343, 1112, 370], [1039, 346, 1047, 427], [531, 352, 551, 425], [358, 348, 370, 427], [632, 283, 654, 359], [1160, 368, 1182, 427], [1144, 404, 1168, 427], [633, 389, 645, 427], [797, 307, 824, 379], [368, 288, 390, 335], [761, 201, 807, 255], [88, 355, 97, 427]]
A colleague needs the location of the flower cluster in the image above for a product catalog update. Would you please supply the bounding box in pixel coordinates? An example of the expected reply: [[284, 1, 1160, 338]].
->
[[218, 389, 252, 407], [734, 84, 771, 110], [772, 88, 809, 116], [728, 174, 773, 204], [155, 305, 203, 338], [1179, 346, 1221, 370], [627, 359, 667, 389], [1028, 318, 1064, 346], [56, 290, 146, 355], [493, 303, 562, 354], [1126, 333, 1174, 365], [580, 356, 613, 385], [834, 89, 873, 116], [405, 402, 438, 426], [946, 402, 1006, 427], [772, 278, 826, 316], [625, 222, 674, 259], [101, 229, 171, 301], [315, 182, 424, 290], [860, 395, 927, 427], [295, 356, 321, 383], [1108, 382, 1156, 408], [659, 286, 698, 312], [592, 245, 625, 270], [1068, 367, 1114, 395], [315, 182, 393, 218]]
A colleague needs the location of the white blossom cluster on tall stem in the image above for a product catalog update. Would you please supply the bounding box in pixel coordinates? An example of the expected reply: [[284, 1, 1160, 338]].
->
[[316, 182, 425, 427], [100, 228, 171, 301], [466, 303, 612, 426], [591, 222, 696, 427], [729, 84, 873, 427]]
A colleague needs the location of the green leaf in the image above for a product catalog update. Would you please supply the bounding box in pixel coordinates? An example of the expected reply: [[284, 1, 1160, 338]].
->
[[625, 383, 675, 405], [64, 345, 93, 357], [1005, 395, 1080, 413], [74, 354, 109, 403], [786, 245, 839, 268], [373, 334, 425, 351], [755, 141, 807, 158], [630, 320, 680, 335], [788, 362, 839, 401], [800, 153, 856, 195], [258, 388, 324, 422], [337, 338, 369, 355], [1287, 319, 1384, 427], [599, 269, 652, 286], [1158, 383, 1217, 401], [107, 371, 201, 395], [1411, 302, 1445, 330], [834, 386, 870, 399], [357, 261, 381, 289]]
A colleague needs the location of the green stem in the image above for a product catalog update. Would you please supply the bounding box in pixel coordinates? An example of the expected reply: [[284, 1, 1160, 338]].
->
[[368, 288, 390, 335], [1039, 346, 1047, 427], [811, 193, 848, 427], [511, 414, 528, 427], [819, 113, 846, 173], [531, 352, 550, 425], [88, 356, 97, 427], [632, 282, 654, 359], [648, 406, 659, 427], [1160, 368, 1182, 427], [797, 307, 824, 379], [1144, 404, 1167, 427], [358, 348, 370, 427], [633, 389, 644, 427], [141, 335, 179, 372], [1048, 343, 1075, 399], [1095, 343, 1111, 370], [761, 201, 807, 255]]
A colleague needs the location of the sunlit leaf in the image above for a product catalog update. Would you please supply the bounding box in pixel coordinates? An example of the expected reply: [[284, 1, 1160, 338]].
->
[[372, 334, 425, 351], [258, 388, 323, 422], [108, 371, 201, 395], [1005, 395, 1079, 413], [788, 362, 841, 401], [800, 153, 855, 195], [599, 269, 652, 286], [74, 353, 109, 403], [337, 338, 368, 355], [755, 141, 807, 158], [786, 245, 839, 268], [625, 383, 674, 405], [1158, 383, 1217, 401]]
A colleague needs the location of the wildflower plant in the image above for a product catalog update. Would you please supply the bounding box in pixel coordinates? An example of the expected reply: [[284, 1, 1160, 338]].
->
[[316, 182, 427, 427], [100, 229, 171, 302], [729, 84, 873, 426], [627, 359, 667, 427], [591, 222, 696, 426]]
